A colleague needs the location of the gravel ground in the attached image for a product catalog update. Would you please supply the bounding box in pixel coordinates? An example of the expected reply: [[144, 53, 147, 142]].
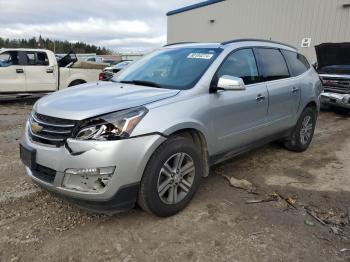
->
[[0, 101, 349, 262]]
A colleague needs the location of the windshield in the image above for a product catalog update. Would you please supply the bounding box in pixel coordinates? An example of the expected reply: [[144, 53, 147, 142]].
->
[[112, 47, 222, 90]]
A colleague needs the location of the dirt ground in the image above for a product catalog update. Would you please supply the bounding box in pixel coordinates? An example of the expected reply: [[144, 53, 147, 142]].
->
[[0, 101, 349, 262]]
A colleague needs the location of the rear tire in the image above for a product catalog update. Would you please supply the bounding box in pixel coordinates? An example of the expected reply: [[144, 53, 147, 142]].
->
[[283, 107, 317, 152], [138, 136, 202, 217], [68, 80, 86, 87]]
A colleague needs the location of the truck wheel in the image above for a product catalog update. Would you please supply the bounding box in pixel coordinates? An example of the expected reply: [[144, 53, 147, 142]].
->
[[68, 80, 86, 87], [283, 107, 317, 152], [138, 136, 202, 217]]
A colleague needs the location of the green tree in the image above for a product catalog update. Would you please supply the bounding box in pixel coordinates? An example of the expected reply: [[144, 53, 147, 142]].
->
[[0, 37, 112, 55]]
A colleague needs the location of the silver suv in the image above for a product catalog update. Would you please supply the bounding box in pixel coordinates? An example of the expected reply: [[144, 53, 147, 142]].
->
[[20, 39, 322, 217]]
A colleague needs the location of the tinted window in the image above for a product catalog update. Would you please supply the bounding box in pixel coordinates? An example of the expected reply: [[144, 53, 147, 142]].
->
[[25, 52, 49, 66], [216, 49, 260, 85], [0, 51, 20, 67], [256, 48, 290, 81], [282, 50, 310, 76]]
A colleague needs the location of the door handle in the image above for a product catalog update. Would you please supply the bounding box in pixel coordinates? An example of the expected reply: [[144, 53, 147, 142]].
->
[[292, 87, 300, 93], [46, 69, 54, 73], [256, 94, 266, 102], [16, 69, 24, 74]]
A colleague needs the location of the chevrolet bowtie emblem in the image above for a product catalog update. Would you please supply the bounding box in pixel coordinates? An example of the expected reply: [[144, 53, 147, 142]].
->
[[31, 122, 43, 133]]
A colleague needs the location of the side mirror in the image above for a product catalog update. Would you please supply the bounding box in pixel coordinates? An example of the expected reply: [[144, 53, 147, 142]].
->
[[215, 75, 246, 91]]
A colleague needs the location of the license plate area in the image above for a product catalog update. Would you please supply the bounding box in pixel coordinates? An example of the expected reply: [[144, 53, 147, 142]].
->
[[20, 143, 36, 169]]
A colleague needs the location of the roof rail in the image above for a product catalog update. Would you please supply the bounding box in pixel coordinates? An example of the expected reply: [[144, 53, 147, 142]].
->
[[221, 38, 297, 50], [163, 42, 198, 47], [167, 0, 226, 16]]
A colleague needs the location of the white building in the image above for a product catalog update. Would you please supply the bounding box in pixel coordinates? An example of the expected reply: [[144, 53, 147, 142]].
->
[[167, 0, 350, 61]]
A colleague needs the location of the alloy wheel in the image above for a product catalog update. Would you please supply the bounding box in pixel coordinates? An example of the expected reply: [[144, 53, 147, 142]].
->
[[157, 152, 195, 205], [300, 115, 313, 145]]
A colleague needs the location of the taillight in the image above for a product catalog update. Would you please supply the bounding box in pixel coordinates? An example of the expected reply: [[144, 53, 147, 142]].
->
[[99, 72, 105, 81]]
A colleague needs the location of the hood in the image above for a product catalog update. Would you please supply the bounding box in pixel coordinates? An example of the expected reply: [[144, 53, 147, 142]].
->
[[315, 43, 350, 72], [35, 81, 180, 120]]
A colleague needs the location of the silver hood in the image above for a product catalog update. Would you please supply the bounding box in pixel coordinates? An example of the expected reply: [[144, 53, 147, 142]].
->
[[35, 81, 180, 120]]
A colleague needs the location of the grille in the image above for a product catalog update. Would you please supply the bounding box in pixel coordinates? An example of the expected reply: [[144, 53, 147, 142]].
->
[[29, 112, 77, 147], [31, 164, 56, 183], [322, 77, 350, 94]]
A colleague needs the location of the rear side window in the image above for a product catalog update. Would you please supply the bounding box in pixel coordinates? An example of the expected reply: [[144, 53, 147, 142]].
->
[[215, 49, 260, 85], [25, 52, 49, 66], [282, 50, 310, 76], [255, 48, 290, 81]]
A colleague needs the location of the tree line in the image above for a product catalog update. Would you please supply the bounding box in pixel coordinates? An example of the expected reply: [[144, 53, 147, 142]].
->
[[0, 36, 112, 55]]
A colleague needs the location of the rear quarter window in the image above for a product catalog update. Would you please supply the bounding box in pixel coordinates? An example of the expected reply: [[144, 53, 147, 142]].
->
[[255, 48, 290, 81], [282, 50, 310, 76]]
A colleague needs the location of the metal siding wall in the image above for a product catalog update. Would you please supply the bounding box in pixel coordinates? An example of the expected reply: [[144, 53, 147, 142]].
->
[[167, 0, 350, 61]]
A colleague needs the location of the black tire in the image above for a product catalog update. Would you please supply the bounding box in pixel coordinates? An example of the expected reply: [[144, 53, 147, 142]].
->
[[68, 80, 86, 87], [138, 136, 202, 217], [283, 107, 317, 152]]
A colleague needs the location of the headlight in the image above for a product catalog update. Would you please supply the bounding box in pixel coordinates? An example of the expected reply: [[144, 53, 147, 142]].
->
[[74, 107, 148, 140]]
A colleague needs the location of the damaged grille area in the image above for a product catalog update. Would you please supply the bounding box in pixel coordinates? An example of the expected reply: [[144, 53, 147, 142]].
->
[[322, 77, 350, 94], [29, 112, 77, 147]]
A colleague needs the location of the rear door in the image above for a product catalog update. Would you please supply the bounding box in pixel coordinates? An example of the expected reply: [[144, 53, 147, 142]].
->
[[282, 50, 311, 113], [23, 51, 57, 92], [254, 48, 294, 132], [209, 48, 269, 152], [0, 51, 26, 92]]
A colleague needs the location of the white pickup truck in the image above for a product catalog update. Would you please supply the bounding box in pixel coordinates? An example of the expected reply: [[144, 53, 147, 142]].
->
[[0, 48, 104, 99]]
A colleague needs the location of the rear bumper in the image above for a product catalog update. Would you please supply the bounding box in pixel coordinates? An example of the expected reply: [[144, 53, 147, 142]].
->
[[321, 92, 350, 109]]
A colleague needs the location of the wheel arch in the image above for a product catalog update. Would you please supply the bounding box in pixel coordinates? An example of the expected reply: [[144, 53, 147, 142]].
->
[[68, 79, 86, 87], [167, 127, 210, 177], [303, 100, 319, 118]]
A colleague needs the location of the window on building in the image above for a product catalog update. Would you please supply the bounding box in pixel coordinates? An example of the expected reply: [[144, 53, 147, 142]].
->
[[215, 49, 260, 85], [282, 50, 310, 76], [256, 48, 290, 81]]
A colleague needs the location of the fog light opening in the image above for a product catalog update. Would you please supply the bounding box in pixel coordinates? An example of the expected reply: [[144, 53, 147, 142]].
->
[[63, 166, 115, 192]]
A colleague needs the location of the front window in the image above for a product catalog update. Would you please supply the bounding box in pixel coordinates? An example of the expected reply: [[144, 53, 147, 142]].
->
[[0, 51, 20, 67], [112, 47, 222, 90]]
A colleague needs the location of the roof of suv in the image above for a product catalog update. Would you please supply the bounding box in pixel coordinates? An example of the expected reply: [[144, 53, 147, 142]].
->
[[164, 39, 297, 51]]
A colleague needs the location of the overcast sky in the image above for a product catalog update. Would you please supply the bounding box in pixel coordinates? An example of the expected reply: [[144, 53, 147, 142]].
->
[[0, 0, 202, 52]]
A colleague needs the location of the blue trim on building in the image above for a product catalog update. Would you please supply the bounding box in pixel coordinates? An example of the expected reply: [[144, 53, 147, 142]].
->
[[167, 0, 226, 16]]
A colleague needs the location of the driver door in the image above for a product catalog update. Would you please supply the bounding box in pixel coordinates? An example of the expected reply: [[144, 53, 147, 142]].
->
[[0, 51, 26, 92], [208, 48, 269, 154]]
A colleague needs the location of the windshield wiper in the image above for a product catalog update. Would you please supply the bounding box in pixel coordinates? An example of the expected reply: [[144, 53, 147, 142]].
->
[[119, 80, 162, 88]]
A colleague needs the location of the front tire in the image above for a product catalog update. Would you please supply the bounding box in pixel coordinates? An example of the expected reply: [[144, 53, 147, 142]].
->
[[138, 136, 202, 217], [283, 107, 317, 152]]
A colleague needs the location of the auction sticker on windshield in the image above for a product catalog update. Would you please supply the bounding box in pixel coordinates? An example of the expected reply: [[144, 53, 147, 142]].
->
[[187, 53, 214, 59]]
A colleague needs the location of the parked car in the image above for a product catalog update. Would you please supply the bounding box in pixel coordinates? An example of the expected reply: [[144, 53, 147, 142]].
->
[[20, 39, 322, 217], [99, 60, 133, 81], [104, 60, 132, 73], [0, 48, 103, 99], [86, 56, 117, 65], [86, 56, 103, 63], [315, 43, 350, 114]]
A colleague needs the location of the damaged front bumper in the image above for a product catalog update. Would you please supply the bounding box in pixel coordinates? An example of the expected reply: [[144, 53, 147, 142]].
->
[[20, 121, 166, 213], [321, 92, 350, 109]]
